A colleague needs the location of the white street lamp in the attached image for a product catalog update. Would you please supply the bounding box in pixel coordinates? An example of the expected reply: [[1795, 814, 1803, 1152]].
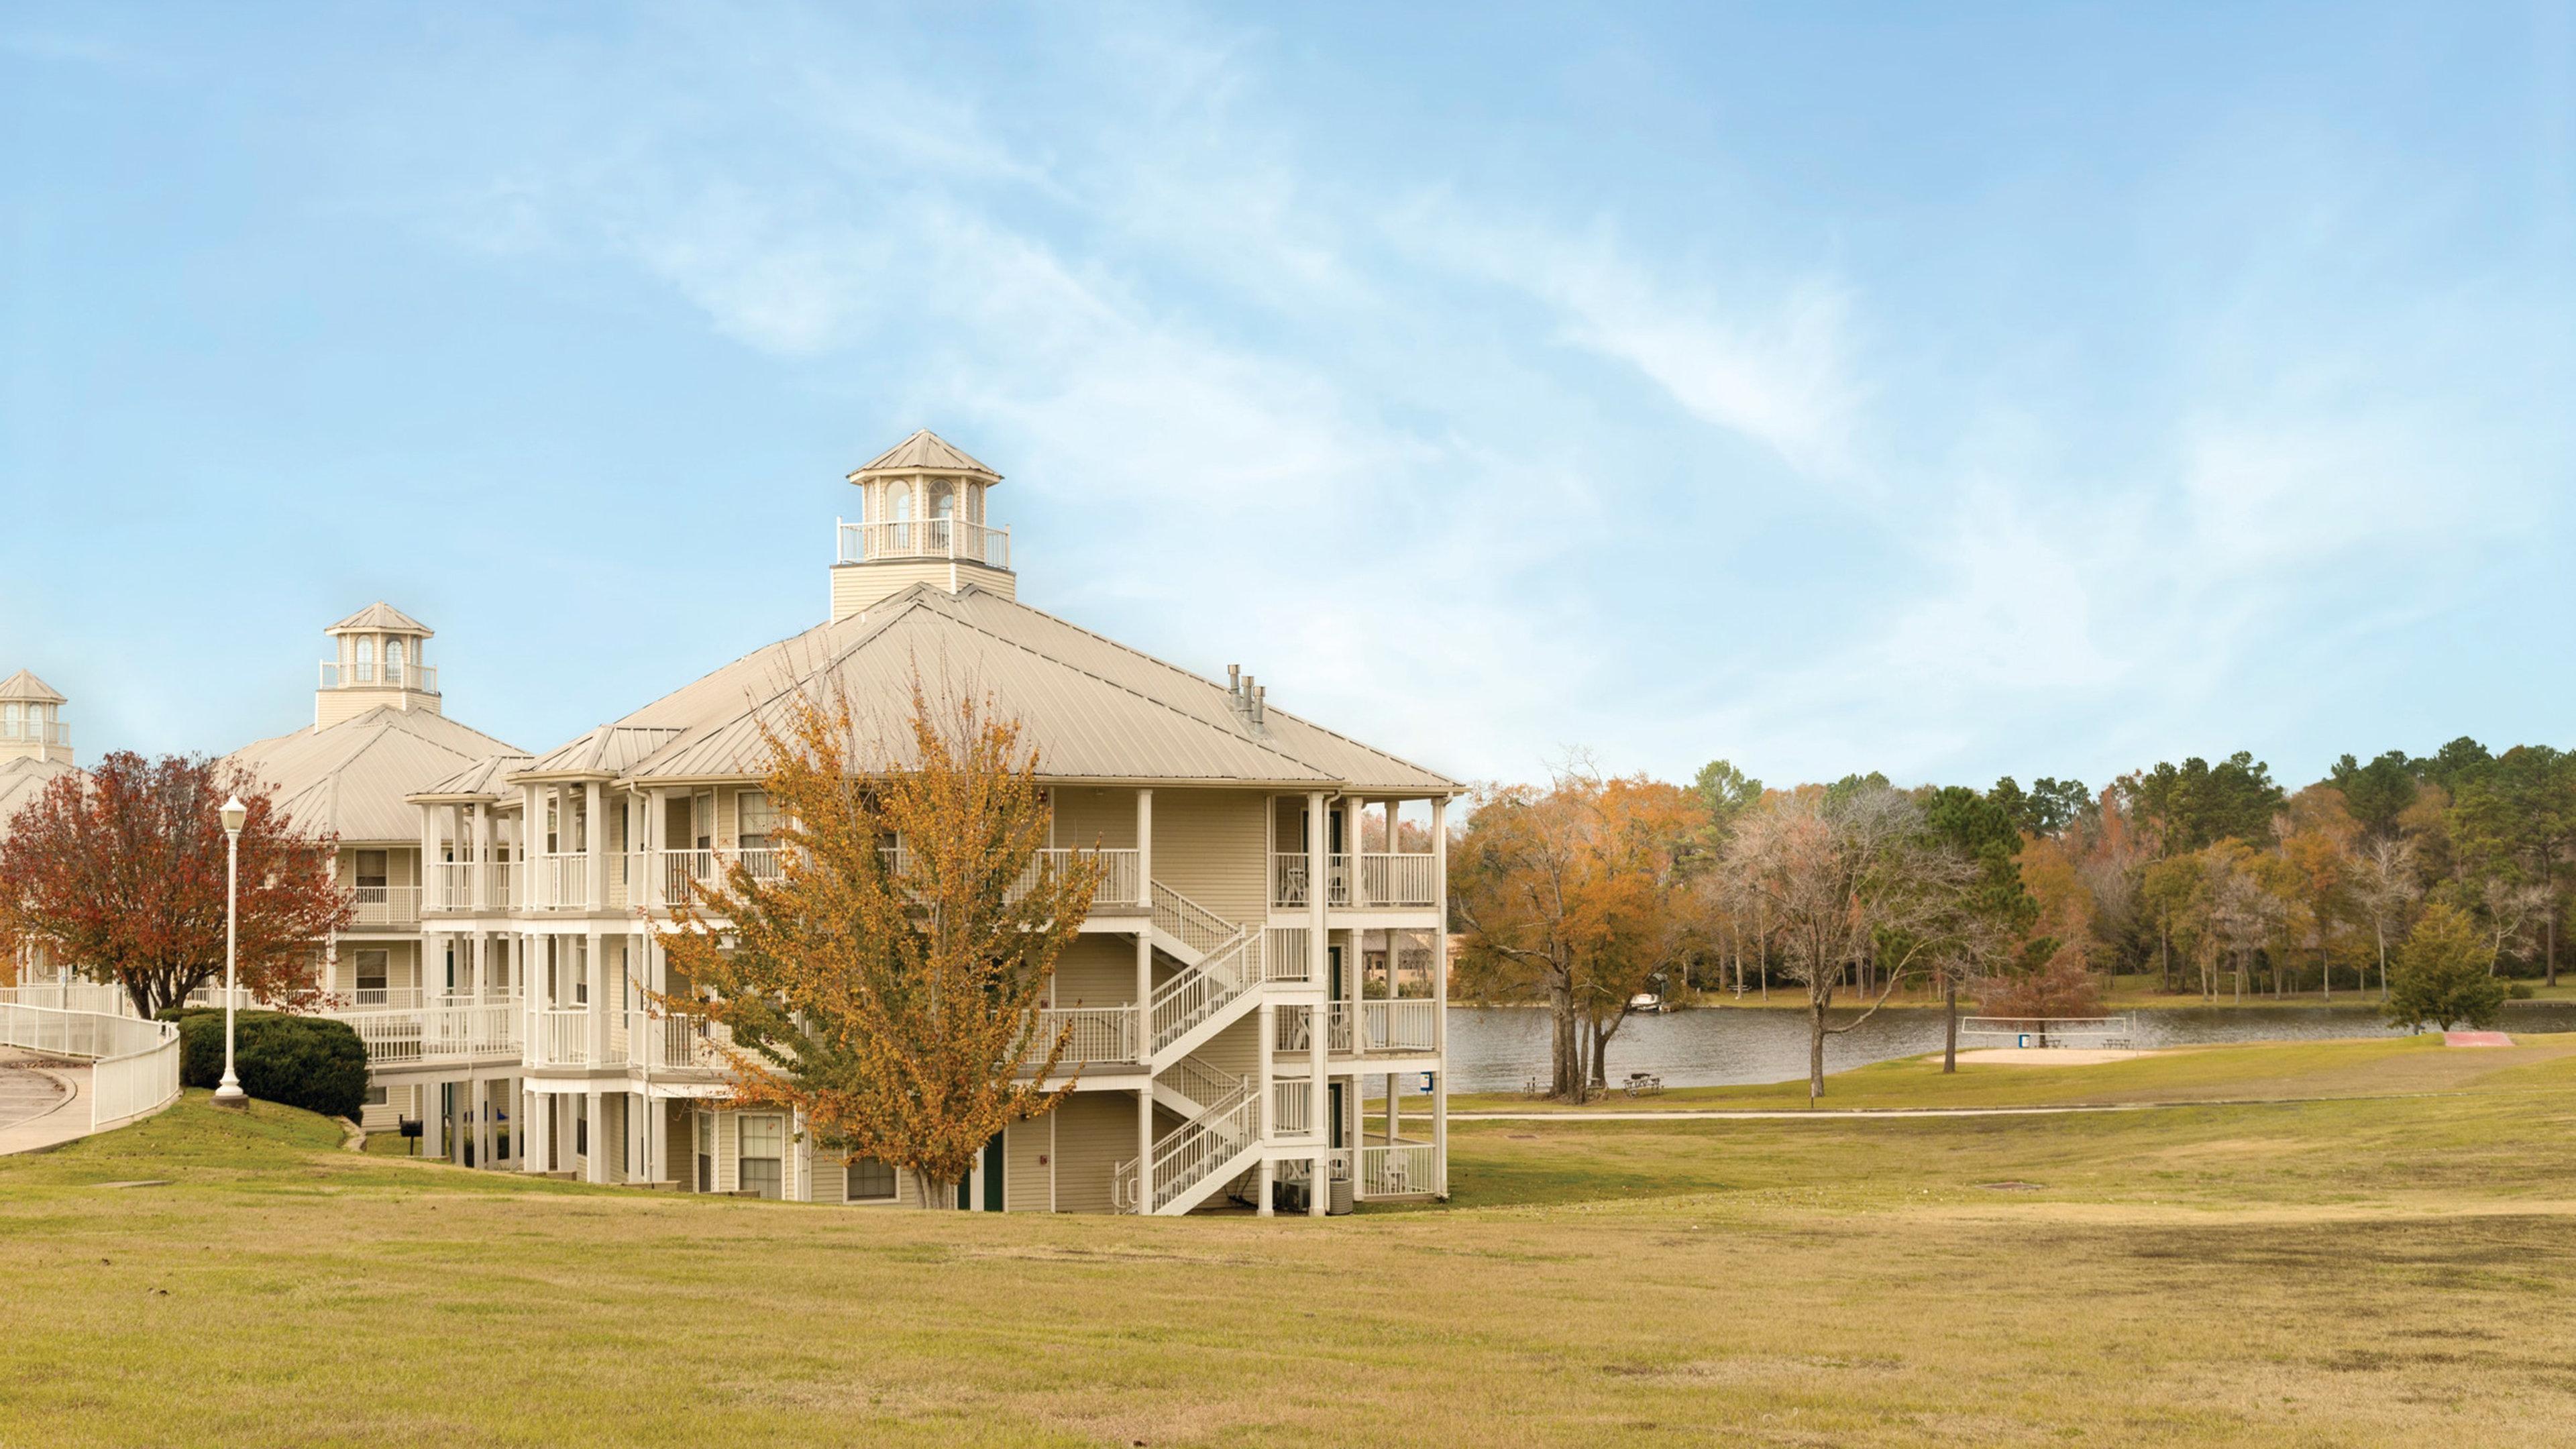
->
[[211, 795, 249, 1110]]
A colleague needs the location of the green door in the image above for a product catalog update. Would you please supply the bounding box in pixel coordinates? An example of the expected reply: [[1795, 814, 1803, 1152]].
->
[[957, 1133, 1006, 1210]]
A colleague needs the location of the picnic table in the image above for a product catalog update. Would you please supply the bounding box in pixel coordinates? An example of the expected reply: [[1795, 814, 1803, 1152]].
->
[[1622, 1072, 1664, 1097]]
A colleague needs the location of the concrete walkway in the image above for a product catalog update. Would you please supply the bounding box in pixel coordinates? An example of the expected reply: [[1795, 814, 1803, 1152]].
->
[[0, 1046, 94, 1155], [1449, 1097, 2371, 1122]]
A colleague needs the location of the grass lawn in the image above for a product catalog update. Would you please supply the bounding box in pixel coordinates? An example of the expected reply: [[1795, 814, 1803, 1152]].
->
[[6, 1049, 2576, 1447]]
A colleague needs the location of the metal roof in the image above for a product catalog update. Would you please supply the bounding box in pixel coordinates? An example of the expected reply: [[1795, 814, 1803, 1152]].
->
[[849, 429, 1001, 484], [414, 750, 537, 801], [0, 757, 77, 839], [326, 602, 432, 637], [0, 670, 66, 704], [531, 584, 1458, 795], [516, 724, 690, 780], [226, 708, 521, 842]]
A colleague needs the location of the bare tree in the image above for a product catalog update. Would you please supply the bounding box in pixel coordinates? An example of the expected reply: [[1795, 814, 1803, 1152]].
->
[[2479, 877, 2549, 977], [2350, 838, 2420, 1000], [1721, 784, 1972, 1100]]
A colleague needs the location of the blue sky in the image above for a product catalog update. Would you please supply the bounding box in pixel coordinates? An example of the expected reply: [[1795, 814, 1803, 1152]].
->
[[3, 3, 2569, 794]]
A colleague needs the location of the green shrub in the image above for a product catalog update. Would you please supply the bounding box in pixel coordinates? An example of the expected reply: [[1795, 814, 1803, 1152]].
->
[[2509, 981, 2536, 1000], [158, 1008, 369, 1120]]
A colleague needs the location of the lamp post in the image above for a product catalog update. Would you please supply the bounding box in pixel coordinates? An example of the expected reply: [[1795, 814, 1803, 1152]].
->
[[211, 796, 249, 1110]]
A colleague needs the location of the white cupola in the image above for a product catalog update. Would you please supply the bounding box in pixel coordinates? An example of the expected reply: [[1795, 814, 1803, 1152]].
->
[[317, 602, 441, 729], [830, 429, 1016, 621], [0, 670, 72, 765]]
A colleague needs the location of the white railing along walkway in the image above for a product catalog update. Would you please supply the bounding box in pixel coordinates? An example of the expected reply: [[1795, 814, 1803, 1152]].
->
[[1958, 1016, 2135, 1048], [1114, 1076, 1261, 1215], [0, 1002, 181, 1132]]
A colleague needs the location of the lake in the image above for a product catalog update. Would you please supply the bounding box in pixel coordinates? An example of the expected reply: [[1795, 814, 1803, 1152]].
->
[[1440, 1000, 2576, 1093]]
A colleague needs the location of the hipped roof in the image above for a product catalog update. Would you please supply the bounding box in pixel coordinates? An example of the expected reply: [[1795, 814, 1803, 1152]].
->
[[848, 429, 1001, 484], [226, 708, 521, 842], [0, 670, 66, 704], [521, 584, 1456, 795], [327, 602, 432, 637]]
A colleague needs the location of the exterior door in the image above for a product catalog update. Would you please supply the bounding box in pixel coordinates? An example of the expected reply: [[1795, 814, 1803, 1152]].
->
[[957, 1133, 1006, 1210], [1328, 1081, 1346, 1149]]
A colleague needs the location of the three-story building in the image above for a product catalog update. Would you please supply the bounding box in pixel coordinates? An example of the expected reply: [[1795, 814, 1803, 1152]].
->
[[411, 431, 1457, 1214]]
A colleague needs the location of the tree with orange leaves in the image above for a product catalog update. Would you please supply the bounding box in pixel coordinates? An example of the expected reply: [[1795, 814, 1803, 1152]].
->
[[0, 751, 347, 1018], [1449, 764, 1707, 1099], [653, 676, 1101, 1209]]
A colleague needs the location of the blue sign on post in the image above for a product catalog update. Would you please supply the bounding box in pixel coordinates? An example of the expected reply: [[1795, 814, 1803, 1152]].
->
[[1417, 1071, 1435, 1095], [2017, 1032, 2032, 1049]]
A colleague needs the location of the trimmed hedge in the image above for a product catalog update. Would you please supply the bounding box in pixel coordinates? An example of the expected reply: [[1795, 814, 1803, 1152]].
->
[[159, 1008, 370, 1120]]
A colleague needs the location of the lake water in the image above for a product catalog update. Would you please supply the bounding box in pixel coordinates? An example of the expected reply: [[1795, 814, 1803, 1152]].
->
[[1441, 1000, 2576, 1093]]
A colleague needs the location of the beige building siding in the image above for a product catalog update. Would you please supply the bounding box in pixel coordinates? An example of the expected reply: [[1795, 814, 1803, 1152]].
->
[[1049, 1091, 1134, 1214], [1050, 934, 1136, 1008], [1151, 788, 1267, 928], [831, 559, 1014, 621], [1005, 1116, 1052, 1213], [1189, 1012, 1261, 1081], [1049, 787, 1137, 851]]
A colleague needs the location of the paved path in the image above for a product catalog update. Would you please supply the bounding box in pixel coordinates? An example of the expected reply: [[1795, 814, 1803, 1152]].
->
[[0, 1046, 92, 1155], [1450, 1097, 2348, 1122]]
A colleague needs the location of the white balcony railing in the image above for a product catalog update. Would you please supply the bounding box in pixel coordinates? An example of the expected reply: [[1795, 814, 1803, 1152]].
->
[[1358, 853, 1439, 908], [428, 862, 475, 911], [1263, 928, 1311, 983], [337, 1000, 521, 1067], [644, 1012, 729, 1070], [1034, 1006, 1140, 1065], [533, 853, 588, 910], [1361, 1142, 1436, 1196], [1271, 1079, 1316, 1138], [0, 718, 69, 746], [534, 1006, 589, 1066], [1271, 853, 1353, 909], [836, 517, 1012, 570], [1362, 999, 1440, 1053], [1013, 848, 1141, 907], [349, 884, 421, 928], [318, 660, 439, 693]]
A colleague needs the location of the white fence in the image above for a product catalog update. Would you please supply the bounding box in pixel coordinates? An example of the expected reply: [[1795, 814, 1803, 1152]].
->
[[1360, 1142, 1436, 1196], [1034, 1006, 1138, 1065], [1957, 1016, 2135, 1049], [0, 1002, 182, 1132]]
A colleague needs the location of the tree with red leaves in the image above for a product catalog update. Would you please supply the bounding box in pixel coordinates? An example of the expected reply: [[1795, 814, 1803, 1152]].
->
[[0, 751, 350, 1019]]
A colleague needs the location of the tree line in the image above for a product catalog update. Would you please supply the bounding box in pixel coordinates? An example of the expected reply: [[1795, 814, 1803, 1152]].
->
[[1447, 739, 2574, 1100]]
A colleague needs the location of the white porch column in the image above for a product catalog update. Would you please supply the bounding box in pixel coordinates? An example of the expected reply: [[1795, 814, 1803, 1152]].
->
[[1309, 1146, 1327, 1218], [645, 787, 667, 910], [476, 1077, 496, 1169], [584, 1087, 606, 1183], [645, 1091, 668, 1185], [472, 804, 492, 910], [1134, 1087, 1153, 1216], [1351, 800, 1369, 909], [421, 806, 440, 912], [1305, 792, 1327, 983], [421, 1081, 445, 1161], [1256, 1156, 1274, 1218], [1135, 788, 1152, 907], [585, 781, 608, 912], [1135, 930, 1151, 1060], [1434, 1069, 1448, 1199], [1432, 797, 1449, 1055], [586, 932, 609, 1065], [520, 1085, 545, 1173]]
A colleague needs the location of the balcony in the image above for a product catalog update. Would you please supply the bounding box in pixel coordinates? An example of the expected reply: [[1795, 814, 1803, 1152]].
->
[[333, 998, 520, 1067], [1360, 1141, 1436, 1196], [531, 853, 589, 911], [318, 659, 439, 693], [349, 884, 421, 928], [651, 845, 1138, 912], [836, 517, 1011, 570], [1360, 1000, 1439, 1053], [1273, 852, 1437, 910], [641, 1012, 731, 1071], [533, 1006, 589, 1067], [0, 718, 68, 747], [1034, 1006, 1140, 1065]]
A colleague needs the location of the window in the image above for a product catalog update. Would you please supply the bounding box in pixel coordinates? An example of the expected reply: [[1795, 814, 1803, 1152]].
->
[[575, 1097, 589, 1157], [356, 850, 388, 900], [1, 702, 17, 736], [737, 790, 774, 853], [845, 1157, 896, 1202], [385, 639, 406, 686], [355, 949, 388, 1006], [739, 1115, 784, 1200], [364, 1085, 388, 1108], [354, 636, 375, 683]]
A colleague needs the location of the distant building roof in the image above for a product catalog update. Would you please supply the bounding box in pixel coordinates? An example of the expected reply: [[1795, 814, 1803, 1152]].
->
[[0, 756, 76, 838], [849, 429, 1002, 484], [327, 602, 433, 637], [0, 670, 66, 704], [523, 584, 1456, 795], [227, 707, 521, 842]]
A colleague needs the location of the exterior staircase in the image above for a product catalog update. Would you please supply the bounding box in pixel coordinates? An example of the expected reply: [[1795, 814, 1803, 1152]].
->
[[1114, 1054, 1265, 1216], [1104, 883, 1276, 1215], [1143, 882, 1265, 1070]]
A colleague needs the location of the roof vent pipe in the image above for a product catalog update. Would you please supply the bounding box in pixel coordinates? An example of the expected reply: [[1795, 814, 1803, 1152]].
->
[[1251, 684, 1267, 727], [1227, 663, 1242, 696]]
